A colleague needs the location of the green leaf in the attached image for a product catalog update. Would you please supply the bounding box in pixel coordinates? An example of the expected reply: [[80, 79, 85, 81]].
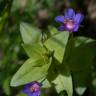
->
[[67, 37, 96, 71], [20, 22, 41, 44], [48, 26, 58, 35], [65, 37, 96, 87], [23, 43, 47, 58], [44, 31, 69, 63], [42, 79, 51, 88], [75, 87, 86, 96], [10, 57, 52, 87], [52, 74, 73, 96]]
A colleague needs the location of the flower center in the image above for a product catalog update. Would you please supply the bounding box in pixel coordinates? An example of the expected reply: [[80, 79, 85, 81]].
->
[[64, 19, 75, 30], [29, 84, 40, 92]]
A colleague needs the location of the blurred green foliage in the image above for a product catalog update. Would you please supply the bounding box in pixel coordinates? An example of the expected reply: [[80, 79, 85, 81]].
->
[[0, 0, 96, 96]]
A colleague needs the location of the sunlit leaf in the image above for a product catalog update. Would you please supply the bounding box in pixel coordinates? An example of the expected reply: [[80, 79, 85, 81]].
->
[[52, 74, 73, 96], [20, 22, 41, 44], [10, 57, 51, 86], [23, 43, 47, 58], [44, 31, 69, 63]]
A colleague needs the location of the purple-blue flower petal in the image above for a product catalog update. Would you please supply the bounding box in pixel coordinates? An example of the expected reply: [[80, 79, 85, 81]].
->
[[28, 91, 40, 96], [57, 26, 65, 31], [55, 16, 64, 23], [73, 25, 79, 32], [74, 13, 84, 24], [22, 83, 33, 93], [64, 8, 75, 19], [55, 8, 84, 32], [22, 82, 41, 94], [28, 93, 33, 96]]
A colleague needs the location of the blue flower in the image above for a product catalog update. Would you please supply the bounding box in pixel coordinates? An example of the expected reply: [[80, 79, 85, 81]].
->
[[55, 8, 84, 32], [22, 81, 42, 96]]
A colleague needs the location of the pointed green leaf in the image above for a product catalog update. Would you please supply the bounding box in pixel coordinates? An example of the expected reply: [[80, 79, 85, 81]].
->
[[10, 57, 52, 87], [20, 22, 41, 44], [23, 43, 47, 58], [52, 74, 73, 96], [44, 31, 69, 63]]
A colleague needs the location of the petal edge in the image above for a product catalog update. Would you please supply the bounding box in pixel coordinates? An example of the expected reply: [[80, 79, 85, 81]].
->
[[74, 13, 84, 24], [73, 25, 79, 32], [55, 16, 64, 23], [57, 26, 65, 31], [64, 8, 75, 19]]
